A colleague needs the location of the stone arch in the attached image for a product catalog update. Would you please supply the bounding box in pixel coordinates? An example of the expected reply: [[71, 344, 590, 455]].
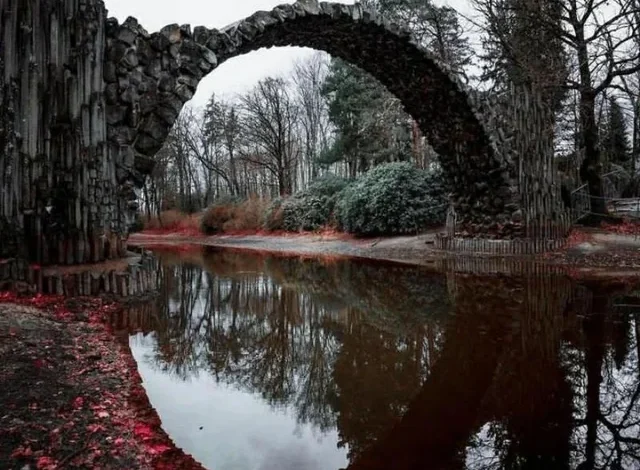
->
[[104, 0, 520, 235]]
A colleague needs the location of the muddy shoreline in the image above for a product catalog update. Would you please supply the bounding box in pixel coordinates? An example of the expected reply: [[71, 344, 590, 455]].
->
[[0, 293, 206, 470], [129, 230, 640, 280]]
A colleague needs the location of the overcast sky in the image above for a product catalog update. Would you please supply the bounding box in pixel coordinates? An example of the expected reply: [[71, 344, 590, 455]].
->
[[103, 0, 474, 106]]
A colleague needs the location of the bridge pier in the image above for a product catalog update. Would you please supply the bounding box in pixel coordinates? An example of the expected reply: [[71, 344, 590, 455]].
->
[[0, 0, 152, 265]]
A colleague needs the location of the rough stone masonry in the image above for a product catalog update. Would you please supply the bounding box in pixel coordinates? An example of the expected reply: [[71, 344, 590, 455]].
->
[[1, 0, 558, 266]]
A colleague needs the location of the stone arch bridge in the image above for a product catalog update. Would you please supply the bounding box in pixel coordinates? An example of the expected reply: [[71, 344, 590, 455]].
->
[[0, 0, 564, 265]]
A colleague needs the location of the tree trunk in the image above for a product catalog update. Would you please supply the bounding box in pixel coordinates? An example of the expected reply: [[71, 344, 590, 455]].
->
[[578, 90, 608, 218], [633, 97, 639, 175], [574, 23, 607, 219]]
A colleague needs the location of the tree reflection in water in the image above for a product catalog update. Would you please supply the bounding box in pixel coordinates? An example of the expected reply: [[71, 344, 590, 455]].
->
[[115, 247, 640, 469]]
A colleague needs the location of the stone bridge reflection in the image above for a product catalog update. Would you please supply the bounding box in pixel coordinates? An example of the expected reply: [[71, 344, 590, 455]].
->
[[111, 248, 640, 469]]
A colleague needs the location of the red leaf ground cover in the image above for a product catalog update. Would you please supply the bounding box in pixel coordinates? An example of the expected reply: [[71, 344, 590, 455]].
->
[[0, 292, 206, 470], [601, 219, 640, 235]]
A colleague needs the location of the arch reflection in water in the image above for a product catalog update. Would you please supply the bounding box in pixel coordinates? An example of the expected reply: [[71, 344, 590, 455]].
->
[[114, 248, 640, 470]]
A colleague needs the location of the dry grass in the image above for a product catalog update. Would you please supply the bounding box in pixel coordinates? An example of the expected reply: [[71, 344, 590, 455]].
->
[[200, 196, 272, 235], [138, 197, 343, 237], [142, 210, 202, 236], [223, 197, 270, 233]]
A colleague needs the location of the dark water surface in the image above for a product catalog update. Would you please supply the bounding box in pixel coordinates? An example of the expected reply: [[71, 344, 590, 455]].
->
[[114, 248, 640, 470]]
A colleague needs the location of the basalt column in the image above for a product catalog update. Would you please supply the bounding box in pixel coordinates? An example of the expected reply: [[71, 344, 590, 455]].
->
[[0, 0, 147, 265]]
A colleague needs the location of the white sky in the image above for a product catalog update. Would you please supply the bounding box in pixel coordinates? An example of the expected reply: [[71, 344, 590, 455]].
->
[[103, 0, 474, 106]]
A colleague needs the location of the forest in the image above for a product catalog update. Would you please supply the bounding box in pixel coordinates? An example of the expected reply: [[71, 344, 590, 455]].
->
[[138, 0, 640, 237]]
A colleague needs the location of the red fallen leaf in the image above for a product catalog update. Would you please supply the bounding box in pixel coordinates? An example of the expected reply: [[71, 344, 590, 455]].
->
[[72, 396, 84, 409], [11, 445, 33, 458], [147, 443, 171, 455], [33, 358, 45, 369], [114, 437, 125, 446], [36, 456, 57, 470], [97, 411, 110, 418], [0, 292, 16, 301], [134, 423, 154, 440], [87, 423, 106, 433]]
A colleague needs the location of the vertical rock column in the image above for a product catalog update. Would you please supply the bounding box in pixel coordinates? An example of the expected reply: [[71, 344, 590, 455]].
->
[[0, 0, 134, 265]]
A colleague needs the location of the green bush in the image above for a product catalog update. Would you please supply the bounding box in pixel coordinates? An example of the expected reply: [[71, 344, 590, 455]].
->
[[282, 174, 349, 231], [335, 162, 447, 236]]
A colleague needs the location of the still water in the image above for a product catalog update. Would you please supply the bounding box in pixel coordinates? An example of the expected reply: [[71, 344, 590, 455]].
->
[[113, 247, 640, 470]]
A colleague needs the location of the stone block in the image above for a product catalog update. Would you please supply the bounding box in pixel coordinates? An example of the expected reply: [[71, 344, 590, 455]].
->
[[149, 32, 171, 52], [193, 26, 211, 45], [117, 26, 137, 46], [134, 132, 163, 156], [104, 61, 117, 83], [106, 105, 127, 125], [160, 24, 182, 44]]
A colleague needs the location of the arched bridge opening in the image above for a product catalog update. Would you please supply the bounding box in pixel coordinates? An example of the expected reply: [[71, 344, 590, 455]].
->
[[0, 0, 567, 266], [104, 0, 520, 237]]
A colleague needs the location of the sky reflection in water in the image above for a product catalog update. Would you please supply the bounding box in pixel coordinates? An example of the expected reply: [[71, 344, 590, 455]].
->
[[116, 248, 640, 470]]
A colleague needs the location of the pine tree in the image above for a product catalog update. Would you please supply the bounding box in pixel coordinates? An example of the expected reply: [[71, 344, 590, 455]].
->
[[601, 98, 631, 168], [320, 59, 411, 178]]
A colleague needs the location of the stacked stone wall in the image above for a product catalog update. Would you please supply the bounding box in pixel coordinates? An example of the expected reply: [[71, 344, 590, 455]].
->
[[0, 0, 150, 264]]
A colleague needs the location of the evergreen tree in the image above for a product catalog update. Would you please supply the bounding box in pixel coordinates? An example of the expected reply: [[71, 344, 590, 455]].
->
[[601, 98, 631, 168], [320, 59, 411, 178], [474, 0, 567, 109]]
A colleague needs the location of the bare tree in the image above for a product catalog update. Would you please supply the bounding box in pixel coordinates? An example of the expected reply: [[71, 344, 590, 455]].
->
[[203, 95, 243, 196], [474, 0, 640, 217], [291, 52, 332, 187], [239, 77, 301, 196]]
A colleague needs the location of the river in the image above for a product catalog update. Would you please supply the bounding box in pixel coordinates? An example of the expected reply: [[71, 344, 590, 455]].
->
[[112, 246, 640, 470]]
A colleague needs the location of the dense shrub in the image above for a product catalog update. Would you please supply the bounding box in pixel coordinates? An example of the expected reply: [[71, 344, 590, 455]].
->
[[263, 198, 285, 232], [201, 196, 272, 234], [222, 196, 269, 232], [335, 162, 447, 236], [281, 174, 349, 231], [201, 199, 239, 235]]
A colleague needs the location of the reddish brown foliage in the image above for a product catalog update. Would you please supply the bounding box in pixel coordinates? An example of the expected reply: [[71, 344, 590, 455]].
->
[[200, 205, 235, 234], [142, 211, 202, 237], [222, 196, 269, 233], [601, 219, 640, 235]]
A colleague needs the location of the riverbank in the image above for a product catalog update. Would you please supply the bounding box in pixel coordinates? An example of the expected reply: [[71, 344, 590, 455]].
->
[[129, 229, 640, 278], [0, 293, 205, 470]]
